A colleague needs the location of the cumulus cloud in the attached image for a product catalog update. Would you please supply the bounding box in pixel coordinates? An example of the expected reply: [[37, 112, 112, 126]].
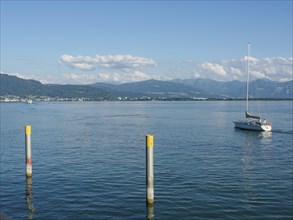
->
[[59, 54, 157, 71], [3, 55, 291, 85], [63, 71, 153, 84], [60, 56, 292, 83], [199, 63, 227, 76], [191, 56, 292, 82]]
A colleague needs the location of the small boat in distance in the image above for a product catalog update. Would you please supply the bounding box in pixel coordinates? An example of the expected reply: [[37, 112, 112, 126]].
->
[[233, 43, 272, 132], [27, 99, 33, 104]]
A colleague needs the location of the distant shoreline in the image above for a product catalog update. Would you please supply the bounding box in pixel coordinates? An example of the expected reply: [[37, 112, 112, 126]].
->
[[1, 98, 292, 103]]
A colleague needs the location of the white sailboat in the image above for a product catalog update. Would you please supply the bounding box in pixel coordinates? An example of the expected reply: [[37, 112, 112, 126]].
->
[[233, 43, 272, 132]]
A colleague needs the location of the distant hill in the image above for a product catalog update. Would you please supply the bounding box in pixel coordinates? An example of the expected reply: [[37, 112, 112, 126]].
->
[[171, 78, 244, 98], [91, 79, 217, 98], [1, 73, 292, 100], [172, 78, 293, 98], [0, 74, 44, 97], [92, 78, 292, 99], [249, 79, 292, 98], [0, 74, 109, 100]]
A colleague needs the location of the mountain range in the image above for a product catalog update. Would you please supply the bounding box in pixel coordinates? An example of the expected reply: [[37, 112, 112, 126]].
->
[[1, 73, 292, 100], [0, 74, 108, 100], [90, 78, 292, 99]]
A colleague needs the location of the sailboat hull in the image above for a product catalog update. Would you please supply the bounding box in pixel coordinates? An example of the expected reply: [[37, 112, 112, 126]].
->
[[233, 120, 272, 131]]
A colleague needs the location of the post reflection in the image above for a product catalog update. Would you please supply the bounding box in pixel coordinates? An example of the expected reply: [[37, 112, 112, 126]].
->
[[147, 204, 154, 220], [25, 177, 36, 219]]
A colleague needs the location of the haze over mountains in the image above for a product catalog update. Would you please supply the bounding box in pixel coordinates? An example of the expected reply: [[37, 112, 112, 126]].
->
[[0, 73, 292, 100]]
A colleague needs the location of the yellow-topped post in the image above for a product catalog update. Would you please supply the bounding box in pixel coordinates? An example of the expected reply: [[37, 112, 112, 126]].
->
[[146, 134, 154, 148], [25, 125, 32, 178], [146, 134, 154, 205], [25, 126, 31, 135]]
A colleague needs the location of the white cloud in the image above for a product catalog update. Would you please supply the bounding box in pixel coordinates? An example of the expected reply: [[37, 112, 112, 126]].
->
[[3, 55, 292, 85], [191, 56, 293, 82], [244, 56, 260, 64], [250, 70, 267, 79], [193, 71, 201, 78], [230, 67, 242, 76], [250, 57, 292, 81], [199, 63, 227, 76], [63, 71, 152, 84], [59, 54, 157, 71], [70, 63, 96, 71]]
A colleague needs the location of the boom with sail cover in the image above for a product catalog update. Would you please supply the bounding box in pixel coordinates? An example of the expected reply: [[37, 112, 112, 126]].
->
[[245, 111, 261, 120]]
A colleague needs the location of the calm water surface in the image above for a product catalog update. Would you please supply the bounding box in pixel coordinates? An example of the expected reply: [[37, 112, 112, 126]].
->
[[0, 101, 292, 219]]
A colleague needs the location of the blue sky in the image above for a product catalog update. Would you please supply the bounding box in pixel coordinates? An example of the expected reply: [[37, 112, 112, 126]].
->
[[1, 1, 292, 84]]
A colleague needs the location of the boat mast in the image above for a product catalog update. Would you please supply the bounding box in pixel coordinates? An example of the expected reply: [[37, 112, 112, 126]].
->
[[246, 42, 250, 113]]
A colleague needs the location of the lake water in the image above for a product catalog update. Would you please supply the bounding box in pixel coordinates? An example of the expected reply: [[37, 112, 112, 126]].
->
[[0, 101, 292, 219]]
